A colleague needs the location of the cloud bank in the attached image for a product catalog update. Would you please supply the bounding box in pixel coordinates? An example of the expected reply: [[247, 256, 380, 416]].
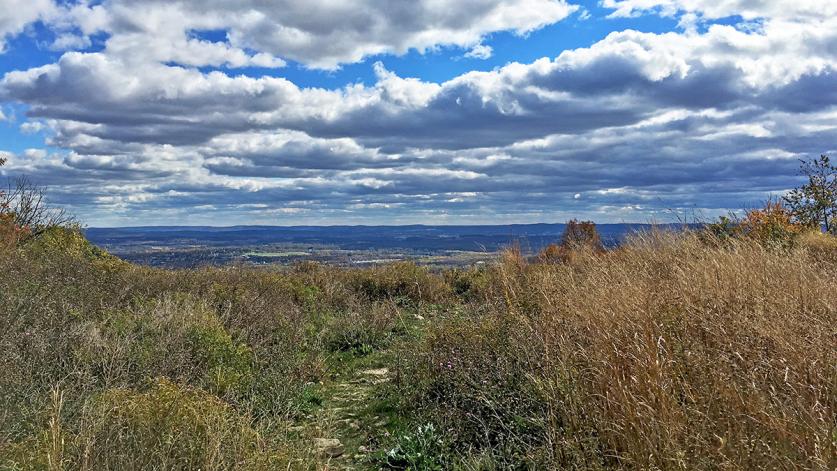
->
[[0, 0, 835, 225]]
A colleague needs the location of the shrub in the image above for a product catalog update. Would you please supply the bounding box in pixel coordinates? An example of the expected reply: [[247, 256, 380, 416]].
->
[[538, 220, 605, 264], [560, 219, 604, 251], [378, 423, 449, 470], [739, 199, 804, 247], [9, 379, 280, 470], [394, 313, 548, 465], [703, 199, 805, 248], [187, 323, 254, 396], [323, 303, 400, 356], [0, 176, 74, 244], [348, 261, 450, 305], [444, 267, 491, 303]]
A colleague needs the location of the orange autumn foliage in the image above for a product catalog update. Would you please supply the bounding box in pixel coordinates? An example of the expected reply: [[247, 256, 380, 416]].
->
[[740, 200, 804, 246], [538, 220, 605, 263]]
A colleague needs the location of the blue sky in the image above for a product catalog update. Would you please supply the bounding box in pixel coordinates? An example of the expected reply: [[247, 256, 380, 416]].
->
[[0, 0, 835, 226]]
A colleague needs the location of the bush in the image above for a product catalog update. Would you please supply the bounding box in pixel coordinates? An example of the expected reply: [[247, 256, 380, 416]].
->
[[560, 219, 604, 251], [187, 323, 254, 396], [347, 261, 450, 305], [378, 423, 449, 470], [538, 220, 605, 264], [394, 314, 549, 465], [2, 379, 282, 470], [739, 200, 804, 247], [323, 302, 401, 356], [703, 199, 805, 248]]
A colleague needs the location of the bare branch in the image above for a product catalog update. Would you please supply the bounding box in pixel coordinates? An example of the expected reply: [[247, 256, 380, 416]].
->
[[0, 176, 76, 242]]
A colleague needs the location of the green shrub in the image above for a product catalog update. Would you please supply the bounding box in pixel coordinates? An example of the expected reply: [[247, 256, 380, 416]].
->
[[4, 379, 283, 470], [348, 262, 450, 305], [378, 423, 449, 470], [187, 323, 254, 396], [394, 314, 548, 464], [323, 303, 400, 356]]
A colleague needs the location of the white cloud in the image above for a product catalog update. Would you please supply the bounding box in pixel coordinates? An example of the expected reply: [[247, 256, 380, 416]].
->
[[0, 0, 55, 53], [50, 33, 91, 51], [601, 0, 837, 21], [465, 44, 493, 60], [0, 0, 835, 223], [16, 0, 577, 69], [20, 120, 46, 134]]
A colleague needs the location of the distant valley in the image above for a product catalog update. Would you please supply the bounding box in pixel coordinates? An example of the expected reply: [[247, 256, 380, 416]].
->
[[85, 223, 690, 268]]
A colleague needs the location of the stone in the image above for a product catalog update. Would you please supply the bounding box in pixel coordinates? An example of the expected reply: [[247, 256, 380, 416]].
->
[[361, 368, 389, 376], [314, 438, 344, 458]]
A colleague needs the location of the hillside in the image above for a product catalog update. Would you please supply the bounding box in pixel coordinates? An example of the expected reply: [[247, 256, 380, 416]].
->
[[1, 227, 835, 469]]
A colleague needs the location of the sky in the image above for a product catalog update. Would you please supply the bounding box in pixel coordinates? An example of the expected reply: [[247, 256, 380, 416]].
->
[[0, 0, 835, 227]]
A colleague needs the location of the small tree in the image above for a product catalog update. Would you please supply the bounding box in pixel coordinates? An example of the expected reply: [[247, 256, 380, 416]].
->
[[538, 220, 604, 263], [0, 157, 23, 246], [1, 173, 74, 244], [702, 198, 804, 248], [560, 219, 604, 251], [740, 199, 803, 247], [783, 154, 836, 233]]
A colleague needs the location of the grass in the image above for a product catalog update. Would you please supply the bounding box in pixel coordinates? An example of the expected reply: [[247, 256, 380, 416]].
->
[[1, 226, 835, 469], [393, 231, 837, 468]]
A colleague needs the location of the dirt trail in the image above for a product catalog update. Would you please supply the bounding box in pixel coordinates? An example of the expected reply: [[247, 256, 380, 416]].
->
[[306, 363, 393, 470]]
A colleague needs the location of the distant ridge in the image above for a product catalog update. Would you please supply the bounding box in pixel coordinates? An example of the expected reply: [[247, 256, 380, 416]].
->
[[86, 223, 694, 252]]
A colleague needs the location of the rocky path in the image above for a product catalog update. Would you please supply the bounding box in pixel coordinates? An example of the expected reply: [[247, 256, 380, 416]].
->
[[305, 362, 394, 470]]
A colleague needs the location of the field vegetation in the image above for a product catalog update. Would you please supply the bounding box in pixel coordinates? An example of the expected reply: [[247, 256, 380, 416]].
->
[[0, 157, 835, 469]]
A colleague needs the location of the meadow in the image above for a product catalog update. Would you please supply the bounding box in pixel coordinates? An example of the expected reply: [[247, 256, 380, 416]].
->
[[1, 217, 835, 470]]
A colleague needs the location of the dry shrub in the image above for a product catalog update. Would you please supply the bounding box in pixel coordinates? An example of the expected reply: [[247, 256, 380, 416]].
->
[[538, 220, 605, 264], [0, 213, 30, 248], [346, 261, 451, 305], [4, 379, 286, 470], [401, 232, 837, 469], [560, 219, 605, 251], [704, 199, 806, 249]]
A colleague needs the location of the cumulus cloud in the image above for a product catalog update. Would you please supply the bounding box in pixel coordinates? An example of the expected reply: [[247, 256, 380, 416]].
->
[[0, 0, 55, 53], [601, 0, 836, 21], [11, 0, 577, 69], [0, 0, 835, 224], [465, 44, 493, 60]]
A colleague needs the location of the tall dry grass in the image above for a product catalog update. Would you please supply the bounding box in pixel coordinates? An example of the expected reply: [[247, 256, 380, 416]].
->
[[399, 231, 836, 469]]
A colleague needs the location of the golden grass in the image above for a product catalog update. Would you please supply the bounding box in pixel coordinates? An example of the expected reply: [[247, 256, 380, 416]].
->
[[400, 231, 837, 469]]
